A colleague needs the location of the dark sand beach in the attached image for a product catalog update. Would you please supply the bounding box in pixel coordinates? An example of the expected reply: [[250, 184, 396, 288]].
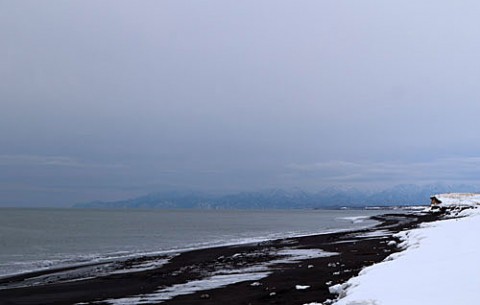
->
[[0, 211, 441, 305]]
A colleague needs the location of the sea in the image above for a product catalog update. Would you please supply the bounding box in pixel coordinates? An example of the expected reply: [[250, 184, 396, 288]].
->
[[0, 208, 389, 278]]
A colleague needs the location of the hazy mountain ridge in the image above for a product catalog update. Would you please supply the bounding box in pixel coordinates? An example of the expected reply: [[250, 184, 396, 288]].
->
[[73, 183, 480, 209]]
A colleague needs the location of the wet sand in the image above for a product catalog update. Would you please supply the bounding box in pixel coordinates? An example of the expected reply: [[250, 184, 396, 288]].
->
[[0, 211, 441, 305]]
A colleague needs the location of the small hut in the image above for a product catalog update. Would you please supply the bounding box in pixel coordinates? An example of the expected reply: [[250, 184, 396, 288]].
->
[[430, 196, 442, 206]]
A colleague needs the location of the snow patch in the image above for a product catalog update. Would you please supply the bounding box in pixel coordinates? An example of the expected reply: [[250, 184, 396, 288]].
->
[[272, 248, 337, 264], [353, 230, 390, 239], [339, 216, 370, 224], [329, 283, 347, 297], [109, 259, 170, 274], [386, 240, 397, 246], [104, 271, 270, 305]]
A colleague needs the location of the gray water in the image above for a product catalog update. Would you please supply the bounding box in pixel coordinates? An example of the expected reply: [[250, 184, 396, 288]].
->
[[0, 208, 387, 277]]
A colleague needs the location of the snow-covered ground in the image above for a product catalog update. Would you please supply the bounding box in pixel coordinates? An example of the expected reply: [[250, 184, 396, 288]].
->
[[431, 192, 480, 207], [329, 193, 480, 305]]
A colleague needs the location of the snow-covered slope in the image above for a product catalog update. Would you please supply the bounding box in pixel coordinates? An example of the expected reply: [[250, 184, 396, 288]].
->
[[432, 192, 480, 207], [330, 194, 480, 305]]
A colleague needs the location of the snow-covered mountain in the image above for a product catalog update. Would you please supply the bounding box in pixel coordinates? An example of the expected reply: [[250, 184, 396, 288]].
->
[[73, 183, 480, 209]]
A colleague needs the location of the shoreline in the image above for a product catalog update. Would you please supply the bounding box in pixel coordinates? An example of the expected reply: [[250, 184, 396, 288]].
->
[[0, 211, 442, 305], [0, 217, 379, 283], [0, 208, 383, 281]]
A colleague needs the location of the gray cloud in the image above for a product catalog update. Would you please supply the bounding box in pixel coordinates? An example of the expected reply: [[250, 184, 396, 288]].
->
[[286, 157, 480, 187], [2, 1, 480, 205], [0, 155, 124, 168]]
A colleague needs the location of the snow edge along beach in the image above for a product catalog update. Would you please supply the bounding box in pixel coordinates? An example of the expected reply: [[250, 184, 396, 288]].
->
[[330, 193, 480, 305]]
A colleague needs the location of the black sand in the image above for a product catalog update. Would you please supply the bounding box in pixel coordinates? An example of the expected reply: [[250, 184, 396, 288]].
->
[[0, 211, 441, 305]]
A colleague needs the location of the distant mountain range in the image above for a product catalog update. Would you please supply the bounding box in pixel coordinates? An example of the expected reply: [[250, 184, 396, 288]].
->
[[73, 183, 480, 210]]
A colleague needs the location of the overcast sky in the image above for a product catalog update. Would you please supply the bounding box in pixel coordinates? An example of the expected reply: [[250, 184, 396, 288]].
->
[[2, 1, 480, 206]]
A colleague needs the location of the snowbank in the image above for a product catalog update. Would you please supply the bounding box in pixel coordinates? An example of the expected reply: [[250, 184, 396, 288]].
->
[[332, 195, 480, 305], [431, 192, 480, 207]]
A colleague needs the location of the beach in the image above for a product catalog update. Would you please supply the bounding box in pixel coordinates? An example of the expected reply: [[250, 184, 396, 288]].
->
[[332, 194, 480, 305], [0, 211, 441, 305]]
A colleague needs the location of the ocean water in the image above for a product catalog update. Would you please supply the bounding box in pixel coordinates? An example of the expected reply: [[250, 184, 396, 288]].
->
[[0, 208, 387, 278]]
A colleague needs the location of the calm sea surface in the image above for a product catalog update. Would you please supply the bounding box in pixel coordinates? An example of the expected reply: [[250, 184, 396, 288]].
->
[[0, 208, 388, 277]]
